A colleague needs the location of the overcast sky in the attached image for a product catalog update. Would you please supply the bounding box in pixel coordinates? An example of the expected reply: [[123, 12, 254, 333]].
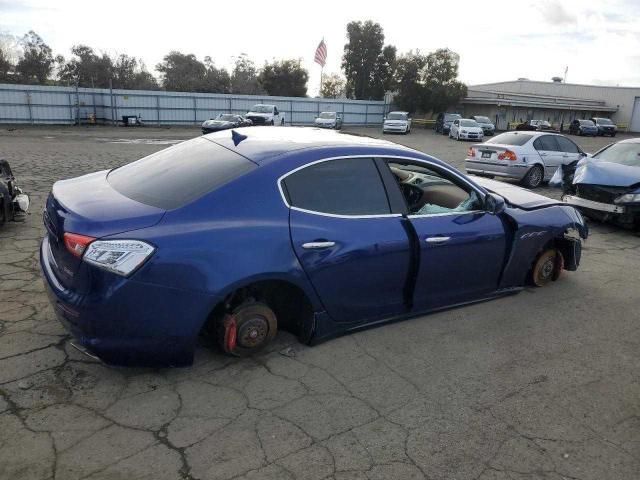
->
[[2, 0, 640, 95]]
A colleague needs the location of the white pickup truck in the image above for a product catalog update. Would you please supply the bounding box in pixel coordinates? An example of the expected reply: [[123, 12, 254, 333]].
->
[[245, 104, 285, 126]]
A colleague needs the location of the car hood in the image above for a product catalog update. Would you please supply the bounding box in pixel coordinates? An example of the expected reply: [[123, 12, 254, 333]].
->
[[472, 176, 559, 209], [572, 157, 640, 187]]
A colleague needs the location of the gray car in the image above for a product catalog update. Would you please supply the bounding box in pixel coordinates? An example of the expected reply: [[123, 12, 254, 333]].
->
[[465, 131, 587, 188], [471, 115, 495, 136]]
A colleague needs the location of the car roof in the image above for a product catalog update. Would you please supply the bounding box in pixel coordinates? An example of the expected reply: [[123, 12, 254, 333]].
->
[[388, 111, 408, 114], [204, 126, 409, 164]]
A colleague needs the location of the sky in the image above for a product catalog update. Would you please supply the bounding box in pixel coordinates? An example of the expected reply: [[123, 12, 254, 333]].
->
[[2, 0, 640, 95]]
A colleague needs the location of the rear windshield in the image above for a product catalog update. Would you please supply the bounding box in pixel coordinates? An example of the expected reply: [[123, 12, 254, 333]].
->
[[595, 118, 613, 125], [579, 120, 595, 126], [108, 137, 256, 210], [593, 142, 640, 167], [474, 116, 491, 123], [486, 132, 533, 146]]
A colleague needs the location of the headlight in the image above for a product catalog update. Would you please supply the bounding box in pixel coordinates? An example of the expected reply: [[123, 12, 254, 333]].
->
[[614, 193, 640, 204], [83, 240, 155, 276], [461, 130, 467, 133]]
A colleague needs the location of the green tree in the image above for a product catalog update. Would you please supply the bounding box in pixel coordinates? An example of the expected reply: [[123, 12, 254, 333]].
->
[[204, 56, 231, 93], [58, 45, 113, 87], [156, 51, 206, 92], [422, 49, 467, 113], [15, 31, 54, 84], [320, 73, 346, 98], [113, 54, 158, 90], [0, 48, 12, 83], [230, 54, 263, 94], [258, 59, 308, 97], [341, 20, 396, 100], [392, 51, 428, 113]]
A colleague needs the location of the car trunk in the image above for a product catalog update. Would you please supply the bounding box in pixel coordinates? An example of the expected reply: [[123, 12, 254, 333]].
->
[[470, 143, 517, 162], [44, 170, 165, 291]]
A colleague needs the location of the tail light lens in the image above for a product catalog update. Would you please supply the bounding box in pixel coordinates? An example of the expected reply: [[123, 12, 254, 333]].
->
[[498, 149, 518, 161], [467, 147, 476, 157], [63, 233, 95, 258], [83, 240, 155, 277]]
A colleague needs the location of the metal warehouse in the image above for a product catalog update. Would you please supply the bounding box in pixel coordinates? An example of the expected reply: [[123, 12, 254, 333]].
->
[[459, 79, 640, 132]]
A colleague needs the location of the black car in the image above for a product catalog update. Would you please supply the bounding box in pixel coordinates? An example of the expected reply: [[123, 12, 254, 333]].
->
[[434, 113, 461, 135], [202, 114, 252, 134], [591, 117, 617, 137], [515, 120, 554, 131], [569, 119, 598, 136]]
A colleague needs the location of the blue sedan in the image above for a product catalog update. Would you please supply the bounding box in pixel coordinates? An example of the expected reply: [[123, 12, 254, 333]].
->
[[41, 127, 588, 366]]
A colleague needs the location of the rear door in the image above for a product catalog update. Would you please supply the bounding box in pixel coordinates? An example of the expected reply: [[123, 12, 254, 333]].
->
[[284, 157, 411, 324], [555, 135, 583, 168], [533, 135, 563, 178]]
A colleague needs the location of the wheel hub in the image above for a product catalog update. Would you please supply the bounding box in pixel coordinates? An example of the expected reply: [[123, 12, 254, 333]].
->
[[237, 317, 268, 348]]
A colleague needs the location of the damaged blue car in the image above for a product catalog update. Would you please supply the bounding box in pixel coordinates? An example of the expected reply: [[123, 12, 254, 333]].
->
[[40, 128, 588, 366]]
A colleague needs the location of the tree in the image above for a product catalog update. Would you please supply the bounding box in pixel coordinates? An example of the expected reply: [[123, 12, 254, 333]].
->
[[230, 54, 263, 94], [113, 54, 158, 90], [392, 51, 428, 113], [58, 45, 113, 87], [258, 59, 308, 97], [204, 56, 231, 93], [320, 73, 346, 98], [15, 31, 54, 84], [156, 51, 206, 92], [422, 49, 467, 113], [341, 20, 396, 100], [0, 34, 20, 83]]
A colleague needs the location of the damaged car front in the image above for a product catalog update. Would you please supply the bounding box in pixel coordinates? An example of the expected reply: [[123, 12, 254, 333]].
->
[[0, 159, 29, 224], [554, 138, 640, 229]]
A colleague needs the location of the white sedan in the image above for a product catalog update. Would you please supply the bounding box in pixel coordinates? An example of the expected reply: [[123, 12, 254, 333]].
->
[[465, 131, 587, 188], [449, 119, 484, 141], [382, 111, 411, 134]]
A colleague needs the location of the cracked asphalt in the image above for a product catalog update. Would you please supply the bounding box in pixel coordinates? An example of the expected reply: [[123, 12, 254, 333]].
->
[[0, 125, 638, 480]]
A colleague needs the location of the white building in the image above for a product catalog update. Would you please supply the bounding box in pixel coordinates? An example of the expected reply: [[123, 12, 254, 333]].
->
[[459, 79, 640, 132]]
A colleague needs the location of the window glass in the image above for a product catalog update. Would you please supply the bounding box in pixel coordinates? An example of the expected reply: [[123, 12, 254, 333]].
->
[[533, 135, 560, 151], [556, 136, 580, 153], [487, 132, 533, 146], [387, 161, 481, 215], [108, 137, 256, 210], [283, 158, 390, 216], [460, 120, 479, 127], [593, 143, 640, 166]]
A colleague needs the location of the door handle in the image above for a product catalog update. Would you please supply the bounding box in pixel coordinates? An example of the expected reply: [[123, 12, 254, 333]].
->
[[426, 236, 451, 244], [302, 241, 335, 249]]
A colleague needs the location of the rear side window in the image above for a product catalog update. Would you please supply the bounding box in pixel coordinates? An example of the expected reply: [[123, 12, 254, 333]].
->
[[533, 135, 560, 151], [556, 136, 580, 153], [283, 158, 390, 216], [487, 132, 533, 146], [108, 137, 256, 210]]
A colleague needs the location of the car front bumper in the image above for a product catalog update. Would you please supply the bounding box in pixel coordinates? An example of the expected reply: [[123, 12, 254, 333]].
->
[[40, 236, 218, 366], [383, 124, 408, 132], [562, 195, 626, 214], [465, 159, 529, 180], [457, 132, 483, 140], [315, 123, 337, 129]]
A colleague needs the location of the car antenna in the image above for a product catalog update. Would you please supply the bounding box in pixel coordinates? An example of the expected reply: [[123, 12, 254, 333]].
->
[[231, 130, 248, 146]]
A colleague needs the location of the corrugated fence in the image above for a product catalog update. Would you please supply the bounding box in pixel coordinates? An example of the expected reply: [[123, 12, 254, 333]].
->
[[0, 83, 387, 126]]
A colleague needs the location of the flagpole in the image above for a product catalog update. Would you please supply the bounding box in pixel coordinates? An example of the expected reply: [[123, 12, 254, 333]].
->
[[319, 65, 323, 96]]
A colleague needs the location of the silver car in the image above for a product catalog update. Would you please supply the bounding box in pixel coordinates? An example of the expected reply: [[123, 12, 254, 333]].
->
[[465, 131, 587, 188]]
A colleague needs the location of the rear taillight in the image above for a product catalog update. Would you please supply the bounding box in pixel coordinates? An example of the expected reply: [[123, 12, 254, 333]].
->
[[63, 233, 95, 258], [467, 147, 476, 157], [498, 149, 517, 161]]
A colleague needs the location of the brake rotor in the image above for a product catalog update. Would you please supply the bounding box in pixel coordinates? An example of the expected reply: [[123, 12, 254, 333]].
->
[[532, 249, 557, 287]]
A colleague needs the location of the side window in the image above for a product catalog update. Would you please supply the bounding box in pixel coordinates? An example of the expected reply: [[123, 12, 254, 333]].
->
[[386, 161, 482, 216], [283, 158, 390, 216], [533, 135, 560, 151], [556, 136, 580, 153]]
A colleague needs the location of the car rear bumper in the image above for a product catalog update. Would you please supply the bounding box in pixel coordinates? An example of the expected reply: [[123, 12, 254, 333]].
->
[[562, 195, 626, 213], [40, 236, 218, 367], [465, 160, 529, 180]]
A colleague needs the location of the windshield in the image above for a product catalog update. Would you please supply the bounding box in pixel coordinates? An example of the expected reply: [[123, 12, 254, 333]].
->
[[474, 116, 491, 123], [217, 114, 237, 121], [387, 112, 408, 120], [108, 137, 256, 210], [444, 114, 461, 122], [579, 120, 595, 126], [593, 142, 640, 167], [595, 118, 613, 125], [319, 112, 336, 119], [460, 120, 479, 127], [486, 132, 533, 146], [250, 105, 272, 113]]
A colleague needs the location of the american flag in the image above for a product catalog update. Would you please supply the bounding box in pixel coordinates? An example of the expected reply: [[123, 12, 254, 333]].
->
[[314, 39, 327, 67]]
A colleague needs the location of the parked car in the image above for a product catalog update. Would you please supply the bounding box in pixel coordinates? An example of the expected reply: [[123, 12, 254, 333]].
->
[[515, 120, 554, 131], [449, 119, 484, 141], [314, 112, 342, 130], [471, 115, 495, 136], [590, 117, 617, 137], [556, 138, 640, 229], [40, 127, 588, 366], [382, 111, 411, 134], [202, 114, 252, 134], [246, 104, 285, 126], [0, 159, 29, 225], [465, 131, 586, 188], [434, 112, 462, 135], [569, 119, 598, 137]]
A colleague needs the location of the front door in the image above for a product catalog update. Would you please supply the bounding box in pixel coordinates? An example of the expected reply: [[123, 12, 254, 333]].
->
[[381, 159, 506, 311], [284, 157, 411, 324]]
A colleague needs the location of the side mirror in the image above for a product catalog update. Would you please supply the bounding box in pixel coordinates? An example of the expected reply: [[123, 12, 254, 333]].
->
[[485, 193, 505, 215], [579, 151, 587, 157]]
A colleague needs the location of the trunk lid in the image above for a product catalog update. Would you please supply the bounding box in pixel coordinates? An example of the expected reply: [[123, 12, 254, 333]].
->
[[470, 143, 515, 162], [44, 170, 165, 290]]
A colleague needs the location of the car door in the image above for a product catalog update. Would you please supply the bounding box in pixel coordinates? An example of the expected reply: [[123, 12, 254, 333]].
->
[[532, 135, 563, 179], [451, 120, 459, 137], [380, 159, 507, 311], [555, 135, 583, 167], [284, 157, 411, 324]]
